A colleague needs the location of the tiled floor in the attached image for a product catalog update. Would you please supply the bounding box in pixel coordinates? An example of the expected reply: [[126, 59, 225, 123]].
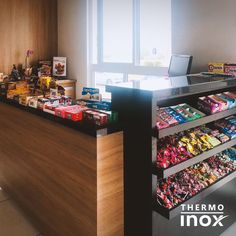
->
[[0, 188, 41, 236]]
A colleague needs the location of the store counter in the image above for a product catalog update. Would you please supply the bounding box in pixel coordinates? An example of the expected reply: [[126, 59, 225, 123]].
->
[[106, 74, 236, 236], [0, 101, 124, 236]]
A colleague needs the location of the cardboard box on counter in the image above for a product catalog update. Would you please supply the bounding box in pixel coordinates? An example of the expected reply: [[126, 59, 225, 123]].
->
[[208, 62, 225, 73], [224, 64, 236, 76]]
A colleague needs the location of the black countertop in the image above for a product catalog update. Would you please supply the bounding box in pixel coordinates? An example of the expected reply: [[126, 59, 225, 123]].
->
[[0, 98, 121, 137], [106, 75, 236, 101]]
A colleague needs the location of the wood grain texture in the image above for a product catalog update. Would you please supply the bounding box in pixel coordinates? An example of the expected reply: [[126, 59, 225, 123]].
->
[[98, 133, 124, 236], [0, 102, 124, 236], [0, 0, 58, 74]]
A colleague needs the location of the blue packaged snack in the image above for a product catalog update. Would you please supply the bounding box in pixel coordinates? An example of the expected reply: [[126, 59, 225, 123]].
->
[[86, 101, 112, 111], [165, 107, 187, 124], [224, 148, 236, 161], [82, 87, 100, 95], [226, 116, 236, 126], [224, 130, 236, 139]]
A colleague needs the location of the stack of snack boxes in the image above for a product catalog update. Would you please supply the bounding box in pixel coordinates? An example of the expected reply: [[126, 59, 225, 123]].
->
[[0, 83, 118, 126], [208, 62, 236, 76]]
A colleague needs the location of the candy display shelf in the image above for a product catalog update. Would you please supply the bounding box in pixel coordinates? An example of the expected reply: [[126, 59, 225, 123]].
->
[[155, 107, 236, 139], [107, 74, 236, 236], [152, 170, 236, 219], [0, 97, 121, 137], [153, 138, 236, 179]]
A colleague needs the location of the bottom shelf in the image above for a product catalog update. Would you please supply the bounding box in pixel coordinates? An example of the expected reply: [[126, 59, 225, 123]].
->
[[153, 170, 236, 219]]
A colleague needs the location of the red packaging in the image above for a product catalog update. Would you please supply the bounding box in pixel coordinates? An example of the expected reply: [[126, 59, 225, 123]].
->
[[55, 106, 69, 118], [55, 105, 78, 118], [208, 95, 228, 111], [64, 105, 87, 121], [83, 110, 94, 122], [94, 113, 108, 126], [83, 110, 108, 126], [224, 64, 236, 76]]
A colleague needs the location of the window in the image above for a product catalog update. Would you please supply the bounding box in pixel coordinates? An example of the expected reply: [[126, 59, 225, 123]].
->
[[88, 0, 172, 98], [103, 0, 133, 63], [140, 0, 171, 67]]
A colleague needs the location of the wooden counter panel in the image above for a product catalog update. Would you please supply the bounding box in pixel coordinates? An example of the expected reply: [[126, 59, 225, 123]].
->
[[0, 103, 124, 236], [98, 133, 124, 236]]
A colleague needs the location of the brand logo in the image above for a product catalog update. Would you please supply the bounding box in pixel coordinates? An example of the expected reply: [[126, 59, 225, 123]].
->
[[225, 67, 236, 73], [209, 64, 223, 71], [180, 204, 228, 227]]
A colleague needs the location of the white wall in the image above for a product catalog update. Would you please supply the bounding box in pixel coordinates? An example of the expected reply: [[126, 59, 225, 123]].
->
[[172, 0, 236, 73], [58, 0, 236, 90], [58, 0, 88, 97]]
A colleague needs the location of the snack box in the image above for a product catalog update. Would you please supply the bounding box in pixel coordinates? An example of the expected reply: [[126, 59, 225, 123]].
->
[[64, 105, 88, 121], [19, 95, 33, 106], [86, 100, 112, 111], [81, 93, 102, 102], [50, 88, 58, 97], [208, 62, 225, 73], [97, 110, 118, 123], [81, 87, 102, 101], [28, 97, 40, 109], [37, 98, 50, 110], [82, 87, 99, 95], [217, 93, 236, 109], [83, 110, 109, 126], [42, 97, 61, 112], [59, 96, 72, 106], [48, 96, 61, 103], [43, 103, 59, 115], [198, 96, 220, 114], [224, 64, 236, 76], [44, 97, 61, 107], [208, 95, 228, 111], [55, 106, 69, 118], [55, 105, 78, 118]]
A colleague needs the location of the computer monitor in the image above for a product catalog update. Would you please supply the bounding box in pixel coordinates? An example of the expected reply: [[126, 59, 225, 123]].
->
[[168, 54, 193, 77]]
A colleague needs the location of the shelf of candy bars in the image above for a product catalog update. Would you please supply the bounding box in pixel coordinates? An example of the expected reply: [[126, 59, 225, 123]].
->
[[156, 148, 236, 210], [156, 116, 236, 175], [156, 104, 205, 130], [156, 92, 236, 132], [0, 80, 118, 127]]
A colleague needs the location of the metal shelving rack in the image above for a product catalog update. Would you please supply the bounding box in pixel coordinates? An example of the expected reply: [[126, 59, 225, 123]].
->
[[107, 75, 236, 236]]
